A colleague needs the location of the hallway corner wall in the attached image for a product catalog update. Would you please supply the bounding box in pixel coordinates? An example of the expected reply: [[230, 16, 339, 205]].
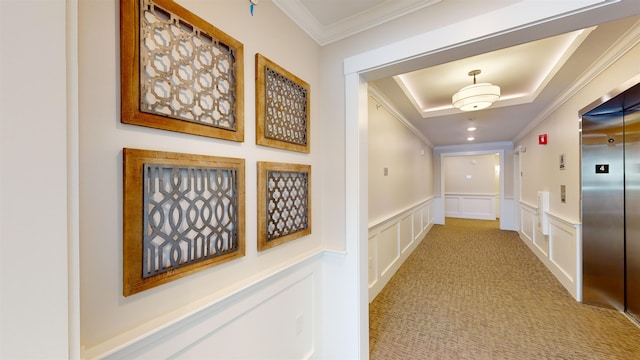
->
[[368, 200, 434, 301], [519, 203, 582, 300], [368, 95, 434, 225], [514, 29, 640, 301], [433, 143, 516, 230], [367, 93, 435, 301], [78, 0, 327, 357], [1, 1, 71, 358]]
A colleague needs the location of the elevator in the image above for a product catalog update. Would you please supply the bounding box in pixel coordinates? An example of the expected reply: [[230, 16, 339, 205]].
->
[[581, 78, 640, 323]]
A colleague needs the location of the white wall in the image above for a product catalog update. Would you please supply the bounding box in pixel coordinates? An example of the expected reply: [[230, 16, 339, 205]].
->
[[435, 145, 514, 202], [368, 95, 433, 224], [432, 143, 515, 228], [367, 93, 434, 302], [444, 154, 500, 220], [443, 154, 501, 220], [1, 1, 72, 358], [318, 2, 632, 355], [4, 0, 639, 358], [78, 0, 326, 356], [515, 25, 640, 300], [516, 41, 640, 221], [444, 154, 498, 195]]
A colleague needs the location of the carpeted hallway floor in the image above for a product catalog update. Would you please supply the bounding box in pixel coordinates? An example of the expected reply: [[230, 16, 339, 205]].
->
[[369, 218, 640, 359]]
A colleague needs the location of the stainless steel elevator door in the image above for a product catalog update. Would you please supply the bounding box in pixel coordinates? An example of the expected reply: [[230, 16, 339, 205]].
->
[[582, 112, 625, 311], [625, 105, 640, 322]]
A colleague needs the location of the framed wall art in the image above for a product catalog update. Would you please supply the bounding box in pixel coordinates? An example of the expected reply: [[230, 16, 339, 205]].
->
[[255, 53, 310, 153], [257, 162, 311, 251], [120, 0, 244, 141], [123, 148, 245, 296]]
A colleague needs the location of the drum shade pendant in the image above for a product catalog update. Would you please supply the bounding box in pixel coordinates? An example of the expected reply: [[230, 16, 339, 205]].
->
[[452, 70, 500, 111]]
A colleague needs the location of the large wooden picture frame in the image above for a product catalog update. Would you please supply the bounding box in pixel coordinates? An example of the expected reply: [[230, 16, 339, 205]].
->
[[256, 53, 310, 153], [257, 162, 311, 251], [123, 148, 245, 296], [121, 0, 244, 141]]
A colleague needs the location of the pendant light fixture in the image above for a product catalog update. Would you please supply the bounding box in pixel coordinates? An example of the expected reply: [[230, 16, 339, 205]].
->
[[452, 69, 500, 111]]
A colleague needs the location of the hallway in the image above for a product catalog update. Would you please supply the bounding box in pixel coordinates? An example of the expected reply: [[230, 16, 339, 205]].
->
[[369, 218, 640, 359]]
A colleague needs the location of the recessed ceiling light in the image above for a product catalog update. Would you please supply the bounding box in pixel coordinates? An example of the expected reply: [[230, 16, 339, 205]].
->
[[467, 126, 476, 131], [467, 137, 475, 141]]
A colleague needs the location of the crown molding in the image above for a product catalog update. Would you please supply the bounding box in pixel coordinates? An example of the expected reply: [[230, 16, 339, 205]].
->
[[514, 18, 640, 143], [272, 0, 441, 46], [368, 84, 433, 148]]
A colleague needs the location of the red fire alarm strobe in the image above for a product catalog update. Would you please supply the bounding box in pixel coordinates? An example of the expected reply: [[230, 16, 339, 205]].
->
[[539, 134, 548, 145]]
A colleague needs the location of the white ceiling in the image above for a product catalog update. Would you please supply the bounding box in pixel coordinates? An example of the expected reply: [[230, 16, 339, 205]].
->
[[273, 0, 443, 45], [272, 0, 640, 147], [393, 29, 592, 118]]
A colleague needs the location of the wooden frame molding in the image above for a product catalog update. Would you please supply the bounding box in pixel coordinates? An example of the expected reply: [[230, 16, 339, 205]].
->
[[255, 53, 310, 153], [257, 161, 311, 251], [120, 0, 244, 141], [123, 148, 245, 296]]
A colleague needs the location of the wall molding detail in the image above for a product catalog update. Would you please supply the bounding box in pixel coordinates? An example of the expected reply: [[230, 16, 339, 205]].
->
[[84, 250, 327, 359], [518, 201, 582, 301], [368, 198, 434, 302], [368, 85, 433, 147], [444, 193, 497, 220], [514, 19, 640, 143]]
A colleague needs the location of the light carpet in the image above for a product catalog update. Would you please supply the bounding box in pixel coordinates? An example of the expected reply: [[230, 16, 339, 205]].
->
[[369, 218, 640, 359]]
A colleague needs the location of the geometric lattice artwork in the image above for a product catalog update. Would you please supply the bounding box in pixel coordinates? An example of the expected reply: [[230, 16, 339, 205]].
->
[[123, 148, 245, 296], [142, 164, 240, 278], [257, 162, 311, 251], [120, 0, 244, 142], [256, 54, 310, 153]]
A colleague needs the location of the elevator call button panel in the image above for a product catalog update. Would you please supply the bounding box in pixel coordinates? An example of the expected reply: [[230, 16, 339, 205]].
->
[[596, 164, 609, 174]]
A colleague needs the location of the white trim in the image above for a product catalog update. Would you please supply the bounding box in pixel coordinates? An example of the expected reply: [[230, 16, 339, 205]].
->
[[368, 196, 434, 229], [434, 141, 513, 152], [444, 193, 497, 220], [368, 199, 434, 302], [514, 18, 640, 143], [343, 0, 614, 75], [272, 0, 442, 46], [66, 1, 81, 358], [83, 249, 327, 359], [517, 202, 582, 300], [368, 85, 434, 147], [344, 72, 369, 359]]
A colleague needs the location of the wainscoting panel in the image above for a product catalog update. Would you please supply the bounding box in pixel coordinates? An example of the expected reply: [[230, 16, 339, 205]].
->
[[422, 205, 432, 231], [520, 203, 535, 243], [413, 210, 423, 242], [445, 193, 496, 220], [92, 253, 323, 360], [400, 215, 413, 253], [500, 197, 517, 231], [518, 201, 581, 300], [444, 196, 461, 216], [369, 233, 378, 288], [379, 224, 400, 277], [548, 217, 577, 287], [368, 199, 434, 302], [534, 219, 550, 257]]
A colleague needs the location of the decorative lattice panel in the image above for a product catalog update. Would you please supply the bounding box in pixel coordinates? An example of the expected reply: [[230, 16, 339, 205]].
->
[[143, 164, 239, 278], [123, 149, 245, 296], [121, 0, 244, 142], [257, 162, 311, 251], [263, 68, 308, 144], [256, 54, 310, 153], [140, 0, 237, 129]]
